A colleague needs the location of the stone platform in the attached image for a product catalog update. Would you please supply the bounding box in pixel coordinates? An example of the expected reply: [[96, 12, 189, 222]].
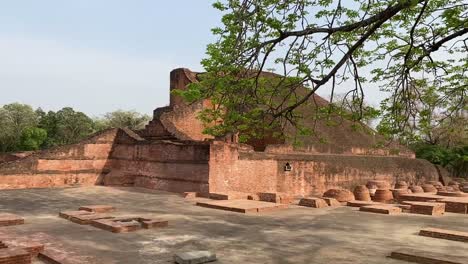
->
[[196, 199, 288, 214]]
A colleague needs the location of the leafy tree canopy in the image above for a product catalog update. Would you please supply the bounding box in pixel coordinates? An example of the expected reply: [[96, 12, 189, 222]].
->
[[177, 0, 467, 142], [98, 110, 151, 130]]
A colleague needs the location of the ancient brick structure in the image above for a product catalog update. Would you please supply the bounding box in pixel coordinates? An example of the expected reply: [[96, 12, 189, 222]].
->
[[0, 68, 441, 196]]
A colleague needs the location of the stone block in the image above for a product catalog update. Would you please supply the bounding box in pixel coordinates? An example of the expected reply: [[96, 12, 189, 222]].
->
[[247, 194, 260, 201], [298, 198, 328, 208], [322, 197, 341, 207], [403, 201, 445, 216], [346, 200, 379, 208], [0, 213, 24, 227], [359, 205, 402, 215], [140, 219, 169, 229], [69, 213, 115, 225], [78, 205, 115, 213], [419, 227, 468, 242], [174, 251, 217, 264], [3, 239, 44, 258], [390, 248, 466, 264], [442, 199, 468, 214], [196, 200, 288, 214], [209, 192, 248, 200], [258, 192, 294, 204], [184, 192, 198, 199]]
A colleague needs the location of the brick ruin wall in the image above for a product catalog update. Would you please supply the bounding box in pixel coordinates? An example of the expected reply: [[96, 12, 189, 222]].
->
[[209, 141, 440, 196], [104, 141, 210, 193], [0, 129, 118, 190]]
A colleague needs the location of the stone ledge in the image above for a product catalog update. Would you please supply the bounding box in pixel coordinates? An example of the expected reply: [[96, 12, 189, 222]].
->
[[196, 200, 288, 214], [359, 205, 402, 215], [78, 205, 115, 213], [0, 213, 24, 227], [347, 200, 380, 208], [419, 227, 468, 243], [389, 248, 467, 264]]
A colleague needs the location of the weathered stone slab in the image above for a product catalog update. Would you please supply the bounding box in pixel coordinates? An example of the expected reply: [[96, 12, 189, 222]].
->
[[403, 201, 445, 216], [91, 216, 167, 233], [322, 197, 341, 207], [0, 213, 24, 227], [419, 228, 468, 243], [347, 200, 380, 208], [359, 205, 402, 215], [209, 192, 248, 200], [441, 198, 468, 214], [78, 205, 115, 213], [3, 239, 45, 258], [174, 251, 217, 264], [0, 247, 31, 264], [196, 199, 288, 214], [299, 198, 328, 208], [437, 191, 468, 197], [389, 248, 467, 264], [258, 192, 294, 204], [399, 193, 444, 202], [59, 210, 94, 220], [69, 213, 114, 225], [184, 192, 198, 199], [39, 247, 92, 264]]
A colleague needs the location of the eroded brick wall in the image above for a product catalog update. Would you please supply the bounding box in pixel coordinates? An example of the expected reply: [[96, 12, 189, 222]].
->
[[0, 129, 118, 190], [209, 141, 439, 196], [104, 140, 210, 193]]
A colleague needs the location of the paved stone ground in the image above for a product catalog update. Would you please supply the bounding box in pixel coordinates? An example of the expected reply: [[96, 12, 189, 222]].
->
[[0, 186, 467, 264]]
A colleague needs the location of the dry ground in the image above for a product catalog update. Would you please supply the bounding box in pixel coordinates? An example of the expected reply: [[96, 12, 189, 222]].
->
[[0, 186, 467, 264]]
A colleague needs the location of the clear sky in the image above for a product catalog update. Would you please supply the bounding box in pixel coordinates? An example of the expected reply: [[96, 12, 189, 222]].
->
[[0, 1, 222, 116], [1, 1, 390, 117]]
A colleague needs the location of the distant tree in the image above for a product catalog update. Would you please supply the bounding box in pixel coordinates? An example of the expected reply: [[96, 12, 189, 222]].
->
[[54, 107, 95, 145], [99, 110, 151, 130], [37, 109, 60, 148], [0, 103, 38, 152], [19, 127, 48, 151]]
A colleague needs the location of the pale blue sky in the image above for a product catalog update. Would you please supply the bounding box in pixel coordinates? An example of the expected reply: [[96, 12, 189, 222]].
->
[[0, 1, 221, 116], [1, 1, 391, 117]]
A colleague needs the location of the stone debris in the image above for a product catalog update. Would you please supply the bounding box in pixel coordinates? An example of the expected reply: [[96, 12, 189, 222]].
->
[[174, 251, 217, 264]]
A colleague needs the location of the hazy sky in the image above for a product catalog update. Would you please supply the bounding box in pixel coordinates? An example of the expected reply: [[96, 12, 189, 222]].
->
[[0, 1, 388, 116]]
